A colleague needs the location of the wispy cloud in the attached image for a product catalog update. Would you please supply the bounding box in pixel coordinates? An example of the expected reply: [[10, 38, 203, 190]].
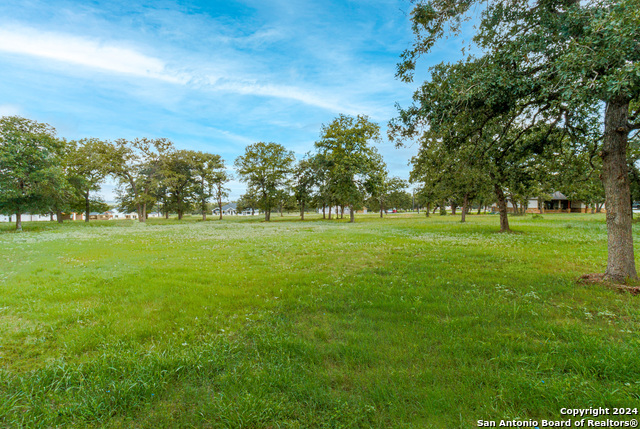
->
[[0, 26, 186, 84], [0, 25, 372, 115]]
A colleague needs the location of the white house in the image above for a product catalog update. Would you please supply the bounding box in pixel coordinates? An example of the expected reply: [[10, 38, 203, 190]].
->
[[317, 206, 368, 215], [0, 213, 57, 223]]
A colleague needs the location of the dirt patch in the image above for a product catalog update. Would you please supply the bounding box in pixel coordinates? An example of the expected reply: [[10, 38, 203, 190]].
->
[[578, 273, 640, 295]]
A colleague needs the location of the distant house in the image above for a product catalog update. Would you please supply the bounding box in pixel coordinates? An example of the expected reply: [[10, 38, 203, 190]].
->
[[317, 206, 368, 215], [491, 191, 592, 213], [107, 209, 138, 220], [239, 207, 259, 216], [213, 203, 238, 216], [0, 213, 58, 222]]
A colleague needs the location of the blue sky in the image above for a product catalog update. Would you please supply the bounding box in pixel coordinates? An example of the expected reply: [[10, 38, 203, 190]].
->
[[0, 0, 469, 201]]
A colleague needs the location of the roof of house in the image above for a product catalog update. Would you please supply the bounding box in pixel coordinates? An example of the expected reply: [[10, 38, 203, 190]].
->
[[550, 191, 568, 200], [221, 203, 237, 210]]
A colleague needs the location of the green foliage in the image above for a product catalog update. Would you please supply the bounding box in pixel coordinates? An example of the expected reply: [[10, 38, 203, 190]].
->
[[234, 142, 295, 221], [315, 114, 382, 222], [0, 116, 65, 229]]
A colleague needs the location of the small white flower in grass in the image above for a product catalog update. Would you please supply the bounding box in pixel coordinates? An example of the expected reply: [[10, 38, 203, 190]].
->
[[182, 343, 188, 346]]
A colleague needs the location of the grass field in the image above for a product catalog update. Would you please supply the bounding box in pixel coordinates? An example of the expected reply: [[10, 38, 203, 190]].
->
[[1, 213, 639, 428]]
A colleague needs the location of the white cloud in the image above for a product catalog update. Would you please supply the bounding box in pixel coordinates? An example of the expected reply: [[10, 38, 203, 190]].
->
[[0, 25, 386, 117], [0, 26, 186, 84]]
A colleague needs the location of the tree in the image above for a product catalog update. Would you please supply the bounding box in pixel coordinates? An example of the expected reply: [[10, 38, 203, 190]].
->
[[315, 114, 382, 223], [0, 116, 64, 230], [237, 187, 259, 216], [367, 169, 407, 218], [163, 149, 196, 220], [67, 138, 110, 223], [211, 171, 231, 220], [190, 151, 226, 221], [293, 157, 318, 220], [103, 138, 173, 222], [394, 0, 640, 281], [234, 142, 295, 221]]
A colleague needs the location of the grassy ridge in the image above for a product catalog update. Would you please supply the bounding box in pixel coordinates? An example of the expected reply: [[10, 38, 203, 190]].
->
[[0, 214, 638, 428]]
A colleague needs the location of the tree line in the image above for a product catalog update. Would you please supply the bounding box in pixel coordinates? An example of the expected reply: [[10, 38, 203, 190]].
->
[[0, 116, 230, 230], [235, 114, 411, 222], [0, 114, 415, 229]]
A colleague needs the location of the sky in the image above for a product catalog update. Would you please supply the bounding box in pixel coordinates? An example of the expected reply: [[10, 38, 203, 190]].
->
[[0, 0, 470, 202]]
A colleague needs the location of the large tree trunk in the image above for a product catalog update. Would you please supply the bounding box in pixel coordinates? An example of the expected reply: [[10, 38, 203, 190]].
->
[[328, 204, 332, 220], [56, 208, 64, 224], [380, 200, 384, 218], [349, 205, 355, 223], [300, 201, 305, 220], [341, 205, 344, 219], [493, 183, 511, 233], [141, 203, 147, 222], [461, 193, 469, 223], [426, 202, 430, 217], [219, 198, 223, 220], [85, 191, 90, 223], [601, 97, 637, 281], [202, 199, 207, 221], [451, 204, 457, 215], [16, 210, 22, 231], [322, 205, 326, 219]]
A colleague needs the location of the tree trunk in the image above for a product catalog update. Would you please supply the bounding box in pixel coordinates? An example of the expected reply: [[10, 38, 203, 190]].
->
[[451, 204, 457, 215], [601, 97, 637, 281], [461, 193, 469, 223], [349, 205, 355, 223], [322, 205, 326, 219], [165, 210, 169, 219], [426, 202, 430, 217], [300, 201, 305, 220], [15, 210, 22, 231], [493, 182, 511, 233], [265, 208, 270, 221], [341, 205, 344, 219], [178, 210, 183, 220], [328, 204, 332, 220], [432, 205, 438, 214], [56, 208, 64, 224], [202, 199, 207, 221], [380, 200, 384, 218], [85, 191, 90, 223], [219, 198, 223, 220]]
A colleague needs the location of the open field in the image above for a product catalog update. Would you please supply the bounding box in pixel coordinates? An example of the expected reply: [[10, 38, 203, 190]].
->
[[1, 213, 639, 428]]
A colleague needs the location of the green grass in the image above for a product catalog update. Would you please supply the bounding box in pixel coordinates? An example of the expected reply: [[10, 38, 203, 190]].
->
[[1, 213, 639, 428]]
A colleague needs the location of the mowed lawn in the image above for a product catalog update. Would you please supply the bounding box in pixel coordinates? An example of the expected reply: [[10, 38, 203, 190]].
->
[[0, 213, 639, 428]]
